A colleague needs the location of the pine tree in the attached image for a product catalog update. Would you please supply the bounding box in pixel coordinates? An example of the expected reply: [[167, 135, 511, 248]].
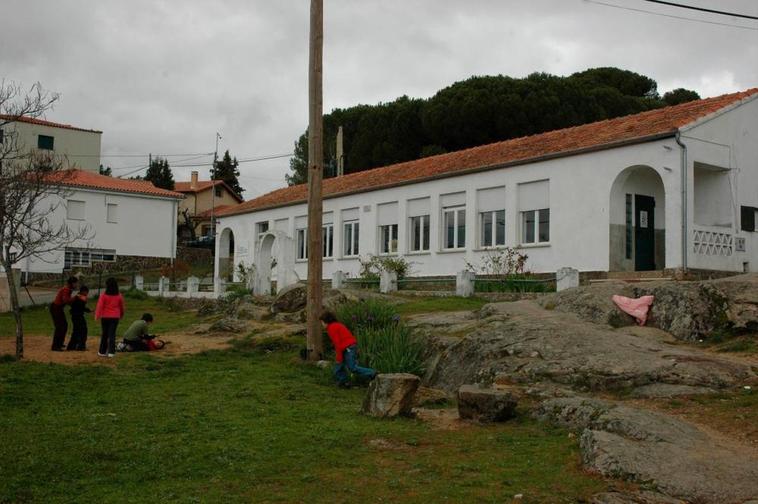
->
[[144, 157, 175, 190], [211, 150, 244, 196], [99, 164, 112, 176]]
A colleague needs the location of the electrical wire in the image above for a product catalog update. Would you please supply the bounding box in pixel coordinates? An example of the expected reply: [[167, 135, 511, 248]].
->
[[585, 0, 758, 31], [641, 0, 758, 21]]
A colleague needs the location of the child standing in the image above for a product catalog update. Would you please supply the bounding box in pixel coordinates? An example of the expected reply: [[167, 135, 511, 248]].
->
[[50, 276, 78, 351], [320, 310, 376, 388], [66, 286, 90, 351], [95, 277, 125, 358]]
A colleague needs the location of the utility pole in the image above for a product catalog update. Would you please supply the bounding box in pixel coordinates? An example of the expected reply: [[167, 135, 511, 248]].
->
[[306, 0, 324, 361], [210, 132, 221, 239]]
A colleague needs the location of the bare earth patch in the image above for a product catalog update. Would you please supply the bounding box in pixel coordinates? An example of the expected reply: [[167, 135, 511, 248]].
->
[[0, 331, 234, 365]]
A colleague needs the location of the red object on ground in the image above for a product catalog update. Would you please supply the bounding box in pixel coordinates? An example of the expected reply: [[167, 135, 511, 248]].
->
[[325, 322, 357, 363], [612, 295, 655, 326], [146, 339, 159, 351]]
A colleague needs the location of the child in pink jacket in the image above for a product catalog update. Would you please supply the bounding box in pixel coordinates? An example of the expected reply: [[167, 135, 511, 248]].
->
[[95, 277, 125, 357]]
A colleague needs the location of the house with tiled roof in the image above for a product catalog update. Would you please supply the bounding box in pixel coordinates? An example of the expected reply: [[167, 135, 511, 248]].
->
[[214, 88, 758, 290], [0, 114, 102, 172], [18, 170, 184, 276], [175, 171, 243, 239]]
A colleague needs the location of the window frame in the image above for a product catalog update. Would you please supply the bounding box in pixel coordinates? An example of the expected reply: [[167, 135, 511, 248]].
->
[[322, 223, 334, 258], [479, 209, 506, 248], [66, 200, 86, 221], [37, 134, 54, 150], [442, 206, 466, 250], [296, 228, 307, 260], [379, 223, 399, 255], [409, 214, 430, 252], [106, 203, 118, 224], [343, 220, 360, 257], [520, 208, 550, 245]]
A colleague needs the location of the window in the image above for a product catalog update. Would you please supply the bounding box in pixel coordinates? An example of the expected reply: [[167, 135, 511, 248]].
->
[[480, 210, 505, 247], [518, 180, 549, 244], [323, 224, 334, 258], [256, 221, 269, 235], [106, 203, 118, 223], [379, 224, 398, 254], [409, 215, 430, 252], [443, 207, 466, 249], [214, 186, 222, 198], [343, 221, 360, 256], [201, 225, 211, 237], [741, 206, 756, 232], [296, 229, 307, 260], [625, 194, 633, 259], [64, 248, 116, 269], [521, 209, 550, 244], [38, 135, 54, 150], [66, 200, 85, 220]]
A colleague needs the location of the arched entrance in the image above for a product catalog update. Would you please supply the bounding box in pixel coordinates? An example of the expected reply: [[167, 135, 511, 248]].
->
[[253, 231, 297, 295], [609, 166, 666, 271], [218, 228, 235, 281]]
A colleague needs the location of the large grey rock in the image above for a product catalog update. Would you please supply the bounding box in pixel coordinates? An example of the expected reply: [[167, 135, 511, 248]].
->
[[535, 397, 758, 503], [590, 491, 684, 504], [271, 283, 307, 313], [417, 300, 755, 393], [362, 373, 420, 418], [235, 302, 272, 321], [457, 384, 518, 422], [207, 317, 247, 333]]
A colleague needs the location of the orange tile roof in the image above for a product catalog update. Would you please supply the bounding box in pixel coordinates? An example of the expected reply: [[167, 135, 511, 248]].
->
[[46, 169, 184, 199], [0, 114, 102, 134], [193, 204, 237, 219], [219, 88, 758, 218], [174, 179, 244, 202]]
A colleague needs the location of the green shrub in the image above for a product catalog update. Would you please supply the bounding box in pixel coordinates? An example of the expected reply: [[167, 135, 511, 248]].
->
[[358, 324, 425, 375], [336, 299, 400, 333], [123, 287, 149, 300], [224, 284, 252, 303], [359, 255, 412, 280], [475, 275, 553, 293]]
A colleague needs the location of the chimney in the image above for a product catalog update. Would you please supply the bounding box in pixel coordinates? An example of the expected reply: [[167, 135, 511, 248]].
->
[[190, 171, 198, 189]]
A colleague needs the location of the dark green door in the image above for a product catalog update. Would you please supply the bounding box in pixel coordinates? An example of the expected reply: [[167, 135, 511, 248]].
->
[[634, 195, 655, 271]]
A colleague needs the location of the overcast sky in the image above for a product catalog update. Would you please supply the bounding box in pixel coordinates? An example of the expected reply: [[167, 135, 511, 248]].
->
[[2, 0, 757, 199]]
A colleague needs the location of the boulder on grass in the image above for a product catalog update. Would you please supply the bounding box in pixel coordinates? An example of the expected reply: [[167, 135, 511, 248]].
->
[[208, 317, 247, 333], [457, 384, 518, 422], [362, 373, 420, 418], [271, 283, 307, 313], [236, 302, 272, 321]]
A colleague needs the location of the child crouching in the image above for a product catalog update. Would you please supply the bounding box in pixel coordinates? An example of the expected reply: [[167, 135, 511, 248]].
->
[[320, 310, 376, 388]]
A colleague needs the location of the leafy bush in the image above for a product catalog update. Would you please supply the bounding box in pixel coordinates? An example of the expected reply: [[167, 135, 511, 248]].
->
[[475, 275, 553, 293], [123, 287, 149, 300], [224, 284, 252, 303], [359, 255, 413, 280], [359, 324, 425, 375], [336, 299, 400, 333]]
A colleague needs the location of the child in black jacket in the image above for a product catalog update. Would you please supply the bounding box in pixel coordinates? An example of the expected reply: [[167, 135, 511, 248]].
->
[[67, 286, 90, 351]]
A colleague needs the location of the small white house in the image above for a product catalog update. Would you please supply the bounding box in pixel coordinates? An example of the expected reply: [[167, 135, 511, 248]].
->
[[215, 88, 758, 290], [20, 170, 183, 275]]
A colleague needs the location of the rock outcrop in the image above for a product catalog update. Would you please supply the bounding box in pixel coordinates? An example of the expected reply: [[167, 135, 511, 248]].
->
[[362, 373, 420, 418], [457, 384, 518, 422]]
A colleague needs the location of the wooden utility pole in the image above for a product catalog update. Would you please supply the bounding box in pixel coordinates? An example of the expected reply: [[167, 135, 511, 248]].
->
[[306, 0, 324, 361]]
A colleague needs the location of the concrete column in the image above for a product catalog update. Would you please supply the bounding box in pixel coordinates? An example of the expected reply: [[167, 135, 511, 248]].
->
[[556, 267, 580, 292], [380, 270, 397, 293], [134, 275, 144, 291], [187, 276, 200, 295], [215, 278, 227, 297], [332, 270, 345, 289], [158, 276, 169, 296], [456, 270, 475, 297]]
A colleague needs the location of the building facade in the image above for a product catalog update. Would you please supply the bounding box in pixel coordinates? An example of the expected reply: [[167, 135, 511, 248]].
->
[[215, 89, 758, 288], [0, 115, 102, 172], [175, 171, 243, 238]]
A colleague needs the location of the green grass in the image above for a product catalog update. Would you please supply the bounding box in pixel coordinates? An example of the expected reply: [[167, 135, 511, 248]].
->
[[0, 348, 605, 503], [0, 297, 201, 339], [395, 296, 490, 316]]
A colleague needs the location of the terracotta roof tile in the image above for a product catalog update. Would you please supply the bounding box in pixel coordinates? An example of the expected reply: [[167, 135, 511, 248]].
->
[[174, 179, 244, 202], [46, 169, 184, 199], [219, 88, 758, 218], [0, 114, 102, 134], [193, 204, 237, 219]]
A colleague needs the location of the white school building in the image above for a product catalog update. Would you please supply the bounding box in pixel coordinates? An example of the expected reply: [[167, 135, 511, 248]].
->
[[215, 88, 758, 292]]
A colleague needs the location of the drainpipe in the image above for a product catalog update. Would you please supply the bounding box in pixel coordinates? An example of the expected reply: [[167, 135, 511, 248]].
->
[[675, 131, 688, 271]]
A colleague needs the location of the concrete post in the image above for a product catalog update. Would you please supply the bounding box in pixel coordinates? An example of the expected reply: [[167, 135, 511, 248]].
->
[[379, 270, 398, 294], [215, 278, 227, 297], [158, 276, 169, 296], [186, 276, 199, 296], [332, 270, 345, 290], [134, 275, 144, 291], [456, 270, 476, 297], [556, 267, 580, 292]]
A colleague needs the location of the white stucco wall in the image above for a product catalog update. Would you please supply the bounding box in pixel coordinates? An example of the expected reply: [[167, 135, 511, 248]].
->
[[21, 188, 178, 274], [216, 137, 690, 279], [1, 121, 102, 172]]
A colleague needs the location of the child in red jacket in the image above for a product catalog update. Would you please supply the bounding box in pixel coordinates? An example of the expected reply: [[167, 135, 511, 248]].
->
[[320, 310, 376, 388]]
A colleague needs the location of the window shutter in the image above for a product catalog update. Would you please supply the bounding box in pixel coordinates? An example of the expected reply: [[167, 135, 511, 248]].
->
[[377, 202, 398, 226], [518, 180, 549, 211], [407, 197, 430, 217], [440, 192, 466, 208], [477, 186, 505, 212], [341, 207, 359, 221], [741, 206, 755, 232], [294, 215, 307, 229]]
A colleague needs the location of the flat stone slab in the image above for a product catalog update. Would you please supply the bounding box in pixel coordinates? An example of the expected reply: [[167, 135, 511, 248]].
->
[[457, 384, 518, 422], [362, 373, 420, 418]]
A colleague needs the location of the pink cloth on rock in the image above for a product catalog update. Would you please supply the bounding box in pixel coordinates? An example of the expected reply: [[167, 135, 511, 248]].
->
[[612, 295, 655, 326]]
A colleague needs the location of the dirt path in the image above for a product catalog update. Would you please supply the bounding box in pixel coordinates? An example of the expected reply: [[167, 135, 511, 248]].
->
[[0, 331, 234, 365]]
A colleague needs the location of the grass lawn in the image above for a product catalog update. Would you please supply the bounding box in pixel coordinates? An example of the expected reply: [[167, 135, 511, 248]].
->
[[0, 296, 609, 503], [395, 296, 490, 316]]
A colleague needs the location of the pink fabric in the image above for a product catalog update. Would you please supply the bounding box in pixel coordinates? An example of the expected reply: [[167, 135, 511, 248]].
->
[[612, 295, 655, 326]]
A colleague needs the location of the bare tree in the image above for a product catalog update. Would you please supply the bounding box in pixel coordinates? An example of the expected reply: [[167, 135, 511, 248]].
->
[[180, 207, 197, 242], [1, 81, 92, 359]]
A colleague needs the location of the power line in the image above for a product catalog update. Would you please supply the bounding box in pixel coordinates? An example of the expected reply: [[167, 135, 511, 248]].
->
[[69, 152, 214, 158], [115, 152, 293, 179], [641, 0, 758, 21], [586, 0, 758, 31]]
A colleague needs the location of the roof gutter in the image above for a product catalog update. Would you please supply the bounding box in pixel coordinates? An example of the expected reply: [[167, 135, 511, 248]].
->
[[675, 131, 688, 271], [221, 131, 677, 218]]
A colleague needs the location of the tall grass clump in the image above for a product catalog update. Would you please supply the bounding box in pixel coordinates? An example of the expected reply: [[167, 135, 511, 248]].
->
[[335, 299, 424, 375]]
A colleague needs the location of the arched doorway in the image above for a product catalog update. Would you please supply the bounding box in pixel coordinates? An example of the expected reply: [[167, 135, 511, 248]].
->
[[218, 228, 235, 281], [609, 166, 666, 272], [253, 231, 297, 295]]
